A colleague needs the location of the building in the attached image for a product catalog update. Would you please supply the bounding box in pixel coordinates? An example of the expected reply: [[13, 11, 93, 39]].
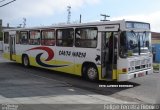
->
[[152, 32, 160, 44], [152, 32, 160, 63], [0, 19, 15, 40]]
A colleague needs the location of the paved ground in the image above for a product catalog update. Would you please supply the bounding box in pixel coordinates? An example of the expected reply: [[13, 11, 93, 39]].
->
[[0, 51, 160, 109], [0, 51, 132, 110], [117, 73, 159, 104], [0, 62, 128, 104]]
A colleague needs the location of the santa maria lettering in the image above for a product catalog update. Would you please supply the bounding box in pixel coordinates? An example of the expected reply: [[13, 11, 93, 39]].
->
[[59, 50, 71, 56], [59, 50, 86, 58]]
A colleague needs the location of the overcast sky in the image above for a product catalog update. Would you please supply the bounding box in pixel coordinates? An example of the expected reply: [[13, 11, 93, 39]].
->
[[0, 0, 160, 32]]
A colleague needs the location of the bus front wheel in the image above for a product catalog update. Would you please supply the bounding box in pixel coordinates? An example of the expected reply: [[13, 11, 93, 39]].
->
[[22, 55, 30, 67], [86, 66, 98, 81]]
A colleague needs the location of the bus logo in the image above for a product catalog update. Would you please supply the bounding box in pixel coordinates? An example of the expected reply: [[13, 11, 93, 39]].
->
[[27, 47, 68, 68]]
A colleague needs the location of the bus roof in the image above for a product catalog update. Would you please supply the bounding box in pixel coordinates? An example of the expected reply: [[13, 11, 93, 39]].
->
[[3, 20, 150, 32]]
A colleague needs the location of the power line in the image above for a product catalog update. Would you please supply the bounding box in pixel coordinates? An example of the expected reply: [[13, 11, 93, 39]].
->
[[0, 0, 16, 7]]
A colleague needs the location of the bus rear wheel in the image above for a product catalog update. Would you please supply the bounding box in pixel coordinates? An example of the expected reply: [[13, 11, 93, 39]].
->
[[86, 66, 98, 81], [22, 55, 30, 67]]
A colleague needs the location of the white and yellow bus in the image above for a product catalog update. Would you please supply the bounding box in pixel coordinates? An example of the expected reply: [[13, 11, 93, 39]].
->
[[2, 20, 153, 81]]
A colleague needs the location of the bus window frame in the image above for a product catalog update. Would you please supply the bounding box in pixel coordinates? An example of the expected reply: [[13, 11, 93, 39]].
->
[[19, 31, 29, 45], [29, 30, 41, 45], [16, 31, 20, 44], [56, 28, 74, 47], [41, 29, 56, 46], [75, 27, 98, 48]]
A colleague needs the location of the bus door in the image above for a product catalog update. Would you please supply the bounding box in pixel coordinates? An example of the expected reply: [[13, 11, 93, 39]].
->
[[100, 25, 119, 80], [9, 31, 16, 61]]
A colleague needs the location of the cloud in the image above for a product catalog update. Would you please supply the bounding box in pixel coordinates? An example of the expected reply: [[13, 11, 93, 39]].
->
[[1, 0, 159, 32], [111, 11, 160, 32], [0, 0, 100, 21]]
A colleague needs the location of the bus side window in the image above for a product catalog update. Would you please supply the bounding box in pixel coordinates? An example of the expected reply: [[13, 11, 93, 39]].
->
[[41, 30, 56, 46], [56, 28, 74, 47], [20, 31, 29, 45], [75, 27, 97, 48], [29, 30, 40, 45]]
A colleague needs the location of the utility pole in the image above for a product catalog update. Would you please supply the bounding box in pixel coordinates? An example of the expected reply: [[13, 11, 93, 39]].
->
[[67, 6, 71, 24], [79, 14, 82, 23], [100, 14, 110, 21], [23, 18, 26, 28]]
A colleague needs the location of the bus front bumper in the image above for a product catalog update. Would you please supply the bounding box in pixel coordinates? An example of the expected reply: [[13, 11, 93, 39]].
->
[[118, 68, 153, 81]]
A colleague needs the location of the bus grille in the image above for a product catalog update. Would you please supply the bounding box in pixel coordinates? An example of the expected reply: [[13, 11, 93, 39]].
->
[[129, 59, 151, 72], [135, 60, 141, 66]]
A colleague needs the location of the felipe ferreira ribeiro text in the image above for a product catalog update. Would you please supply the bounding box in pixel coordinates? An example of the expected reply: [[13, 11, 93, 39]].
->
[[104, 104, 160, 110]]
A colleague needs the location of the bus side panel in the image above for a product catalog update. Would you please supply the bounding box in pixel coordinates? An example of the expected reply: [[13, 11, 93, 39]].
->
[[55, 47, 75, 75], [2, 33, 10, 60], [74, 48, 102, 79], [74, 28, 102, 79], [3, 44, 10, 60], [15, 44, 32, 64], [3, 52, 10, 60], [15, 44, 76, 75]]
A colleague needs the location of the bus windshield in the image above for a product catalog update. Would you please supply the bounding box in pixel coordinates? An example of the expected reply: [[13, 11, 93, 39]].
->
[[119, 31, 151, 58]]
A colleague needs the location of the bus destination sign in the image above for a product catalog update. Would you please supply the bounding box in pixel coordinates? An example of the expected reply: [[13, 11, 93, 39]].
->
[[126, 22, 150, 30]]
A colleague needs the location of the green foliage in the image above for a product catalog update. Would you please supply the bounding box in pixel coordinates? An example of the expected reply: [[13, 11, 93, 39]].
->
[[153, 64, 160, 70]]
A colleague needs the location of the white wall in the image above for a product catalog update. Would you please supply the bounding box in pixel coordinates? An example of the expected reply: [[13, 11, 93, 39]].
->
[[0, 41, 3, 51]]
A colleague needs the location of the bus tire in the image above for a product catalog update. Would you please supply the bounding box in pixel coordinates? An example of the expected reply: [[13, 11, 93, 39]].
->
[[22, 55, 30, 67], [86, 65, 98, 81]]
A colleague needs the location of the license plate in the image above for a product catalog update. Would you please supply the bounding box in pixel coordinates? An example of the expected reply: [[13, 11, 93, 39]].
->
[[138, 72, 144, 77]]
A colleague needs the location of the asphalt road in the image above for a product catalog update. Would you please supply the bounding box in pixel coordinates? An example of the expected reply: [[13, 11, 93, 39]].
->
[[0, 52, 159, 105], [20, 65, 159, 104]]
